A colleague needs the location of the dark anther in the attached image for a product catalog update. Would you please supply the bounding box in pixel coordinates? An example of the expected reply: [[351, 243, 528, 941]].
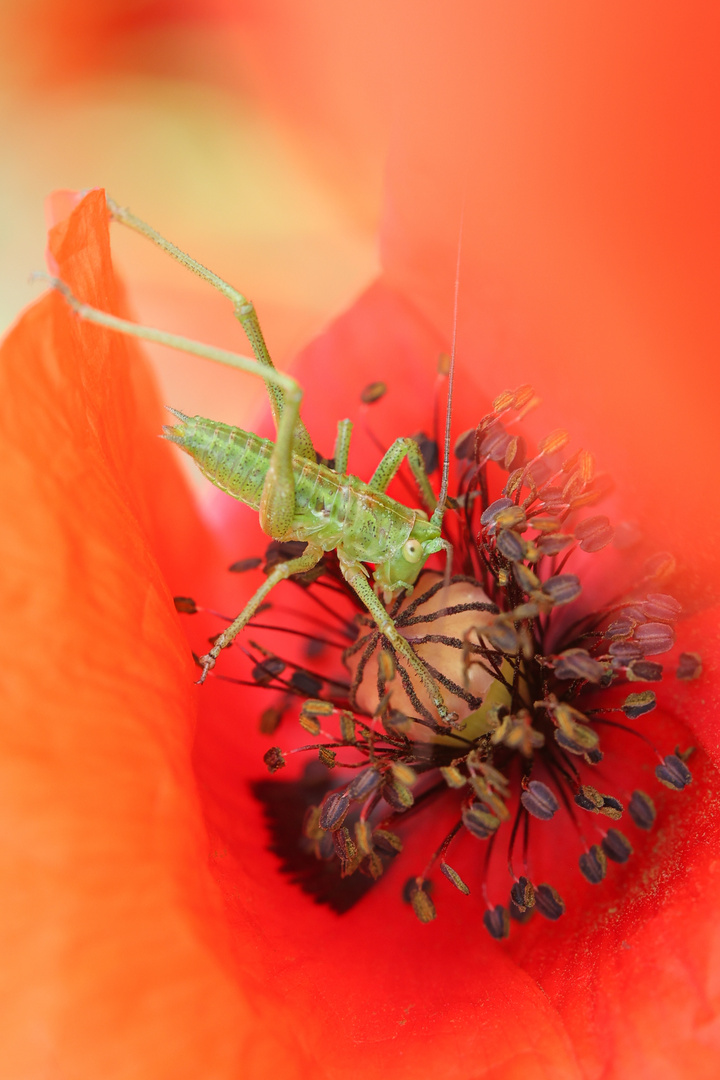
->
[[537, 533, 573, 556], [410, 431, 439, 474], [259, 706, 283, 735], [264, 539, 307, 570], [252, 657, 286, 685], [513, 562, 541, 593], [538, 486, 567, 513], [484, 615, 520, 654], [382, 778, 414, 812], [440, 863, 471, 895], [480, 497, 514, 530], [290, 670, 323, 696], [534, 884, 565, 920], [228, 556, 262, 573], [318, 746, 336, 768], [520, 780, 559, 821], [334, 827, 359, 868], [627, 660, 664, 682], [628, 790, 656, 830], [554, 723, 599, 757], [479, 426, 513, 463], [622, 691, 657, 719], [462, 804, 501, 839], [483, 904, 510, 940], [599, 795, 623, 820], [575, 515, 615, 552], [606, 615, 638, 639], [579, 844, 607, 884], [454, 428, 476, 460], [373, 829, 403, 854], [319, 791, 350, 831], [360, 381, 387, 404], [608, 640, 645, 665], [676, 652, 703, 681], [494, 505, 527, 532], [510, 876, 535, 912], [263, 747, 285, 773], [655, 754, 693, 791], [575, 785, 604, 812], [346, 768, 381, 802], [554, 648, 605, 682], [496, 529, 526, 562], [542, 574, 582, 605], [634, 622, 676, 656], [408, 879, 436, 923], [173, 596, 198, 614], [642, 594, 682, 622], [509, 899, 534, 923], [601, 828, 633, 864]]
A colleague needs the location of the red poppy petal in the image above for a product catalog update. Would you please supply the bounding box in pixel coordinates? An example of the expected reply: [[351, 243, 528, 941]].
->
[[377, 6, 720, 608], [0, 190, 313, 1076], [192, 276, 720, 1076]]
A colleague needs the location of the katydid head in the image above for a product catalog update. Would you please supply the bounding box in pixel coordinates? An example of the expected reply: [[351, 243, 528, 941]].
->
[[373, 517, 450, 602]]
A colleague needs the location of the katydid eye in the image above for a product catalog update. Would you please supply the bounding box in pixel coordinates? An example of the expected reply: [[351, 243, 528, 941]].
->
[[403, 539, 423, 563]]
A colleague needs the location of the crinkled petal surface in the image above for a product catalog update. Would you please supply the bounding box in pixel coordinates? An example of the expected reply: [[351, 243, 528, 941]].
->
[[197, 279, 720, 1080], [4, 184, 720, 1080], [3, 3, 720, 1077], [0, 190, 311, 1078]]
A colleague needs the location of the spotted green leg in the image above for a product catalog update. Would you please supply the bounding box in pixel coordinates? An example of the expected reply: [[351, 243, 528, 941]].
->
[[106, 196, 315, 462], [339, 555, 458, 726], [369, 437, 438, 514], [200, 543, 324, 681], [39, 277, 306, 541]]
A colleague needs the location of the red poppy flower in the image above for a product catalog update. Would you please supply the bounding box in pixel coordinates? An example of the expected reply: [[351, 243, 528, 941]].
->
[[1, 172, 717, 1079], [3, 7, 720, 1080]]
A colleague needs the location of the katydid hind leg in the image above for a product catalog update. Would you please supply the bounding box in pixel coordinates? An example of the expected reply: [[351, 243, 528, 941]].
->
[[106, 195, 315, 461], [42, 276, 306, 541]]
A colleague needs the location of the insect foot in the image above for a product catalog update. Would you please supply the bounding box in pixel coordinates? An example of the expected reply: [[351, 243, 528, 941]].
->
[[233, 385, 705, 934], [196, 650, 218, 684]]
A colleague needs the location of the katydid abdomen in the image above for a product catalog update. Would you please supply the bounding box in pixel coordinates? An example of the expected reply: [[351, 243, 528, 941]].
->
[[164, 409, 422, 564]]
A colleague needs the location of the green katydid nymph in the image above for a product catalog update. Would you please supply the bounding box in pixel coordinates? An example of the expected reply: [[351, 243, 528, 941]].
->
[[42, 195, 460, 725]]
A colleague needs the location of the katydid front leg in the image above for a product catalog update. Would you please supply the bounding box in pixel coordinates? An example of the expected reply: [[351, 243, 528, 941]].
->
[[368, 437, 438, 516], [197, 543, 324, 682], [339, 556, 458, 726]]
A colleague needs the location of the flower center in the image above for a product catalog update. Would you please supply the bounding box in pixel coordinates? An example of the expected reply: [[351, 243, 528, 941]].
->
[[178, 383, 703, 936]]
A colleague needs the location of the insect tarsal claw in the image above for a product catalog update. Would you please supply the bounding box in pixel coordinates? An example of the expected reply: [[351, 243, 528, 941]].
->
[[196, 653, 216, 684]]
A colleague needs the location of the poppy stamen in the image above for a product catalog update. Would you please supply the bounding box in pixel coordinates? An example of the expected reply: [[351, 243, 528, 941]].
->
[[181, 382, 702, 931]]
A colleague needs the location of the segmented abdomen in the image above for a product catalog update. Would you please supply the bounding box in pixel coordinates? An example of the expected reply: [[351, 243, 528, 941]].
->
[[164, 412, 272, 509], [164, 410, 418, 558]]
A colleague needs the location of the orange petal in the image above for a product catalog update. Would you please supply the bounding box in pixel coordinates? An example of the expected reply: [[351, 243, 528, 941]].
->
[[192, 278, 720, 1076], [0, 189, 311, 1077]]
